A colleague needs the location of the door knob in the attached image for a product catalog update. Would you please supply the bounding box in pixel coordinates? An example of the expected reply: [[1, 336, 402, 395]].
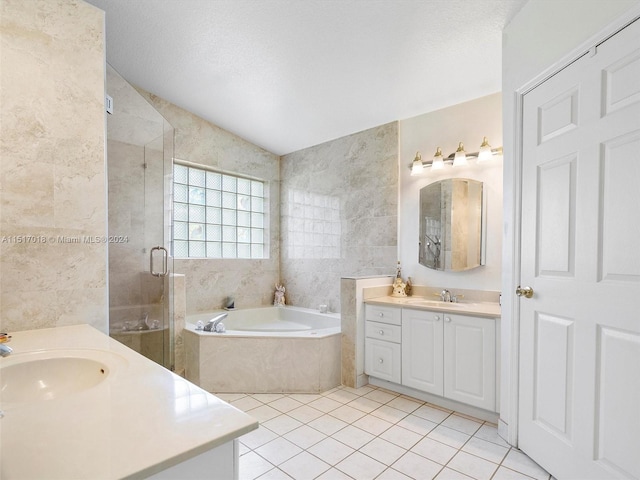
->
[[516, 286, 534, 298]]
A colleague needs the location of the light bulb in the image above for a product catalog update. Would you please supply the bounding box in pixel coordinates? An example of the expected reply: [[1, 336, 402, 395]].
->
[[410, 152, 423, 176], [452, 142, 467, 167], [431, 147, 444, 170], [478, 136, 492, 162]]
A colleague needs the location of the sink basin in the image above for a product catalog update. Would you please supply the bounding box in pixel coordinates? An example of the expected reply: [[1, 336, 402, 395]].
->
[[0, 349, 122, 404]]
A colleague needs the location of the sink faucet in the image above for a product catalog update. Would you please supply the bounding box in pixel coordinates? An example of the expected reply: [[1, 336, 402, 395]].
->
[[204, 312, 228, 332], [0, 344, 12, 357], [440, 289, 451, 302]]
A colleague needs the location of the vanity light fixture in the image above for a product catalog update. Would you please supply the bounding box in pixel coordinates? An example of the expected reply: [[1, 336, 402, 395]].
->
[[477, 136, 493, 162], [452, 142, 467, 167], [431, 147, 445, 170], [410, 152, 424, 176], [408, 137, 503, 175]]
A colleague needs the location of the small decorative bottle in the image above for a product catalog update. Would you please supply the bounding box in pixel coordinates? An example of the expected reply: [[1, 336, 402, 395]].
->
[[405, 277, 413, 296], [391, 261, 407, 297]]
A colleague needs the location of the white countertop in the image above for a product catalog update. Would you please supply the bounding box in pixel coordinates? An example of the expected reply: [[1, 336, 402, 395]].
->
[[0, 325, 258, 479], [365, 295, 501, 318]]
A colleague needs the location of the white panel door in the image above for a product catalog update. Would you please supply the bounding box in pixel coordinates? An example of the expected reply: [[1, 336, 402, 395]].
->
[[401, 309, 443, 394], [519, 18, 640, 479], [443, 314, 496, 411]]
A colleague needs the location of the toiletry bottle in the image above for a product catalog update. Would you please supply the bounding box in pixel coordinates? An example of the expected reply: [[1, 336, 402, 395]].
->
[[406, 277, 413, 296]]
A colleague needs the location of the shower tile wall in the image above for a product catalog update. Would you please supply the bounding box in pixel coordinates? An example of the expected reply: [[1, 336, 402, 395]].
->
[[280, 123, 399, 313], [137, 91, 281, 313], [0, 0, 107, 332]]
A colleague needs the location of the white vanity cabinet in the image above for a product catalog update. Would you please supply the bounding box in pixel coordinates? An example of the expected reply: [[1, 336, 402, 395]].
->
[[442, 312, 496, 411], [401, 309, 443, 394], [365, 302, 498, 413], [364, 305, 401, 383]]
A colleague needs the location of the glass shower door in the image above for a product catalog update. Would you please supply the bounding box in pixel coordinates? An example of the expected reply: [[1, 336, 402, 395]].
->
[[106, 64, 175, 370]]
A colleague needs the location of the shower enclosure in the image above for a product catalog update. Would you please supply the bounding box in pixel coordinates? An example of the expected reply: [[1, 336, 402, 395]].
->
[[106, 64, 175, 370]]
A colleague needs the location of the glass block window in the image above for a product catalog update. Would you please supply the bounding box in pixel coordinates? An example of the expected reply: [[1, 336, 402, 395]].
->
[[285, 189, 341, 259], [173, 163, 266, 259]]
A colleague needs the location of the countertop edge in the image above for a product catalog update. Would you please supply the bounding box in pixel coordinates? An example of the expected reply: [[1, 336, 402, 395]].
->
[[364, 296, 501, 318]]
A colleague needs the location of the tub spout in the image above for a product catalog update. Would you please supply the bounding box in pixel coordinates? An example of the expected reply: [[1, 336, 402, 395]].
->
[[204, 312, 228, 332]]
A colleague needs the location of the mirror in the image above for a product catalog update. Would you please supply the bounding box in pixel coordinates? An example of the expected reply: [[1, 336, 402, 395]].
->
[[419, 178, 484, 271]]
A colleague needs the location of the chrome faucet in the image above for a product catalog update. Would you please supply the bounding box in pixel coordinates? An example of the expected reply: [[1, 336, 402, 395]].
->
[[204, 312, 228, 332], [440, 289, 451, 302], [0, 344, 12, 357]]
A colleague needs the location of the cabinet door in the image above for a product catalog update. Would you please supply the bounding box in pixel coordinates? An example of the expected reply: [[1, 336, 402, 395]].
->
[[365, 338, 401, 383], [443, 314, 495, 411], [401, 309, 443, 395]]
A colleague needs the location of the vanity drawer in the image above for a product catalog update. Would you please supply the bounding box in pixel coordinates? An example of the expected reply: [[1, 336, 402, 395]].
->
[[365, 338, 401, 383], [366, 320, 401, 343], [365, 304, 401, 325]]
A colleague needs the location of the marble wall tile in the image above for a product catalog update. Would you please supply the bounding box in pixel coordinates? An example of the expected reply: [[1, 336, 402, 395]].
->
[[281, 123, 399, 313], [185, 331, 341, 393], [172, 274, 186, 375], [0, 0, 107, 332], [136, 91, 281, 314]]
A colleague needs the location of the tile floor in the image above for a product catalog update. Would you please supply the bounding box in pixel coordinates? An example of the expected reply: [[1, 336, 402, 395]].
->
[[216, 384, 552, 480]]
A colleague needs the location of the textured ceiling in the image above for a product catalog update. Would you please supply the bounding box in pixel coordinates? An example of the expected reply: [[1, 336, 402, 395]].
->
[[86, 0, 527, 155]]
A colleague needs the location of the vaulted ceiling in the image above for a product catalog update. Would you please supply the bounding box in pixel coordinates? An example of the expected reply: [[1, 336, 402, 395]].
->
[[86, 0, 527, 155]]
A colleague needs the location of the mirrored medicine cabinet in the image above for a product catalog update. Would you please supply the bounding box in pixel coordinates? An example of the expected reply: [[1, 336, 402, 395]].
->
[[419, 178, 485, 272]]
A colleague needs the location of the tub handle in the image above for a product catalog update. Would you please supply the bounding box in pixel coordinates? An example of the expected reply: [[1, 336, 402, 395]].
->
[[150, 246, 168, 277]]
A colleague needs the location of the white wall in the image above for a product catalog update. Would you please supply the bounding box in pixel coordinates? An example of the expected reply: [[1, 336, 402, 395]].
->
[[399, 93, 503, 291], [500, 0, 640, 441]]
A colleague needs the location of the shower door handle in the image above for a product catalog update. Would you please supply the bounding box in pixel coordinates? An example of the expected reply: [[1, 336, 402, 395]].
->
[[150, 246, 168, 277]]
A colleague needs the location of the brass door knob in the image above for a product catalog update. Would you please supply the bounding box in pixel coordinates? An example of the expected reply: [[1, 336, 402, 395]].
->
[[516, 286, 534, 298]]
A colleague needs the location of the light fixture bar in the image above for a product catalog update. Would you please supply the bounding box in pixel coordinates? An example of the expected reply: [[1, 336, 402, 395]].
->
[[407, 138, 503, 173]]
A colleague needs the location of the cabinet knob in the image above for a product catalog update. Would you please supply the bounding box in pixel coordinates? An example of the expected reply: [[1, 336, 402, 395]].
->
[[379, 329, 384, 335], [378, 358, 384, 364], [434, 315, 440, 321], [378, 313, 384, 317], [445, 317, 451, 322]]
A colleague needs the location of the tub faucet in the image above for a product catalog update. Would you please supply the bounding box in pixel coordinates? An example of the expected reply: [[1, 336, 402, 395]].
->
[[204, 312, 228, 332], [0, 344, 12, 357]]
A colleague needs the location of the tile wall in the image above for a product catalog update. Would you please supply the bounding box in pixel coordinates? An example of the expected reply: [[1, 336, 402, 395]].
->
[[0, 0, 108, 332], [281, 123, 399, 313], [136, 90, 281, 314]]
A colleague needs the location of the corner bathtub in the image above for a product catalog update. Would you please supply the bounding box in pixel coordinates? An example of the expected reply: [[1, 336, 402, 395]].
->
[[183, 306, 342, 393]]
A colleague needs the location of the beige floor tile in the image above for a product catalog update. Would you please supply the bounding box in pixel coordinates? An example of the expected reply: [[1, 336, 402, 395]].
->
[[255, 437, 303, 466], [307, 437, 355, 466], [441, 414, 483, 435], [446, 451, 498, 480], [427, 425, 471, 449], [286, 404, 324, 423], [279, 451, 331, 480], [391, 451, 443, 480], [239, 451, 275, 480], [461, 436, 509, 464], [336, 451, 387, 480], [331, 424, 375, 449], [268, 396, 304, 413], [307, 396, 342, 413], [307, 414, 349, 436], [379, 424, 423, 450], [329, 404, 367, 423], [410, 436, 458, 465], [283, 424, 326, 449], [359, 437, 407, 466], [261, 414, 304, 436]]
